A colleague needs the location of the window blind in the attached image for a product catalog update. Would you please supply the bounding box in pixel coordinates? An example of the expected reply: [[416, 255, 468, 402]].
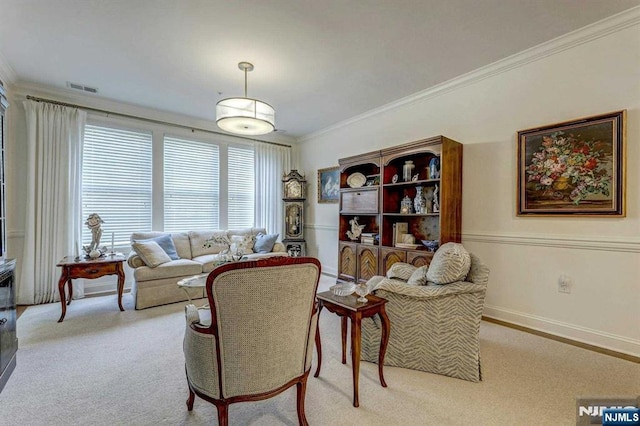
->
[[164, 136, 220, 232], [82, 125, 152, 248], [228, 146, 255, 229]]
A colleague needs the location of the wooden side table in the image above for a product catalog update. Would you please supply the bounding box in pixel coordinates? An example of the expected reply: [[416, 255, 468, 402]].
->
[[56, 254, 126, 322], [313, 290, 390, 407]]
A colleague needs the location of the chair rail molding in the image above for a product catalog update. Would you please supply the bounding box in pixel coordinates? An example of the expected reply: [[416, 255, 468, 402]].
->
[[484, 304, 640, 357], [463, 232, 640, 253], [7, 230, 24, 239], [304, 223, 338, 232]]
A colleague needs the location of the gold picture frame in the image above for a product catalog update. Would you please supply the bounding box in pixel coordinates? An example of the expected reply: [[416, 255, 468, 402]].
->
[[517, 110, 626, 216], [317, 166, 339, 203]]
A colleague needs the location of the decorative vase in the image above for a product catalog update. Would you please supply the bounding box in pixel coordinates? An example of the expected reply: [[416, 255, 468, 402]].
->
[[429, 157, 440, 179], [400, 195, 412, 214], [413, 186, 426, 214], [402, 160, 415, 182]]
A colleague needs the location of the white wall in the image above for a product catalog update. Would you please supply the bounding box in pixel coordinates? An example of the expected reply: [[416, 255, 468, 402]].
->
[[3, 82, 296, 295], [298, 13, 640, 356]]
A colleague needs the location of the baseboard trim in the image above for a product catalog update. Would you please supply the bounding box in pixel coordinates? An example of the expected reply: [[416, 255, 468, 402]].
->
[[482, 316, 640, 364]]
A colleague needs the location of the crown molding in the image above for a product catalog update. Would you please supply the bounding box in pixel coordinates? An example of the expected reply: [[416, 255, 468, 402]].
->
[[0, 50, 17, 86], [299, 5, 640, 143]]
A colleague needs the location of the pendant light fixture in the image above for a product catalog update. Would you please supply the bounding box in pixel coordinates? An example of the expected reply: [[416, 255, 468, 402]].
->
[[216, 62, 275, 136]]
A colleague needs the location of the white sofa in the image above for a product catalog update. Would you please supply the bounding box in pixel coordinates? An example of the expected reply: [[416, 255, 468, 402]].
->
[[127, 228, 286, 309]]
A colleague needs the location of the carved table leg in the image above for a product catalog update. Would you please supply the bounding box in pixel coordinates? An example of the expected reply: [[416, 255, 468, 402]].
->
[[67, 280, 73, 305], [377, 305, 390, 387], [341, 316, 348, 364], [57, 268, 69, 323], [350, 313, 362, 407], [116, 263, 125, 311]]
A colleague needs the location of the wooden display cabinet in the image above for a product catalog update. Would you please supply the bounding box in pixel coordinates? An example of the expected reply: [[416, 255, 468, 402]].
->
[[337, 136, 462, 281]]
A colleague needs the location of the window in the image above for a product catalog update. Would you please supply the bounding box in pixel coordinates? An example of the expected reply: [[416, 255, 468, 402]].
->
[[164, 136, 220, 232], [228, 146, 255, 228], [82, 125, 152, 247]]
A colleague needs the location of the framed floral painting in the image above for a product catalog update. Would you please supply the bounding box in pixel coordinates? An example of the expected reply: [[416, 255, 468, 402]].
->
[[517, 110, 626, 216], [317, 166, 340, 203]]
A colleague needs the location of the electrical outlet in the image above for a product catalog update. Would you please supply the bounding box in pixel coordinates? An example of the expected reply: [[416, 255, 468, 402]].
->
[[558, 275, 572, 294]]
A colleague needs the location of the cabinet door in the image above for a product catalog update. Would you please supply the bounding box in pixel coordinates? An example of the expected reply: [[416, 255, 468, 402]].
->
[[356, 245, 379, 284], [379, 247, 406, 276], [338, 242, 357, 282], [407, 250, 434, 268]]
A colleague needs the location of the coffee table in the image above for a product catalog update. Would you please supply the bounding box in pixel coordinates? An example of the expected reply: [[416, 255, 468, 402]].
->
[[177, 273, 208, 303], [314, 290, 390, 407]]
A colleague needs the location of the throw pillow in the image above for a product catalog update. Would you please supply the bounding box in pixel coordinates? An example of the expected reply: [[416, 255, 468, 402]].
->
[[230, 234, 255, 255], [407, 265, 429, 286], [385, 262, 416, 281], [132, 241, 172, 268], [135, 234, 179, 260], [254, 233, 279, 254], [426, 242, 471, 285]]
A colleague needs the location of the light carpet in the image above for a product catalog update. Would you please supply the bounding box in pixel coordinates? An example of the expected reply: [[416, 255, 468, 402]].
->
[[0, 275, 638, 425]]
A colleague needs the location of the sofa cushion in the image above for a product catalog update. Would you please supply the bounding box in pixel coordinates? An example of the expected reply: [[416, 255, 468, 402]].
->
[[230, 234, 255, 255], [133, 259, 202, 282], [254, 233, 279, 254], [134, 234, 179, 260], [426, 242, 471, 285], [407, 265, 429, 286], [386, 262, 416, 281], [193, 254, 229, 273], [132, 241, 172, 268], [130, 231, 191, 259], [189, 230, 228, 257]]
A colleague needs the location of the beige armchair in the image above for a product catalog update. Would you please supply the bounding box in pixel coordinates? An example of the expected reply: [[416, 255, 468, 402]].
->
[[361, 252, 489, 382], [183, 256, 320, 426]]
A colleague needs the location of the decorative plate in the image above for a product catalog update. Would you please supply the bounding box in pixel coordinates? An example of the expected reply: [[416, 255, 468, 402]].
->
[[347, 172, 366, 188]]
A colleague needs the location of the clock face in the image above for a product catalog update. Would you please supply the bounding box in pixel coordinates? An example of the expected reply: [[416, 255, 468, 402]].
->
[[285, 180, 302, 198]]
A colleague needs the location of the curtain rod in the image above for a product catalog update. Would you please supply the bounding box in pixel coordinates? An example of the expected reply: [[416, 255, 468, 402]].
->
[[25, 95, 292, 148]]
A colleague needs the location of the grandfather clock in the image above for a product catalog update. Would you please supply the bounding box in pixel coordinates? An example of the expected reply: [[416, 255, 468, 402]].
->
[[282, 170, 306, 257]]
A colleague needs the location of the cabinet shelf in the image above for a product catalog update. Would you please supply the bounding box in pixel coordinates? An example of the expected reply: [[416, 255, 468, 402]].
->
[[383, 213, 439, 217], [337, 136, 462, 283], [383, 179, 439, 187]]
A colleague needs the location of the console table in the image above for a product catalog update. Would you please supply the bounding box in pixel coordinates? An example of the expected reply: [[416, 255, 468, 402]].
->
[[314, 290, 390, 407], [56, 254, 126, 322]]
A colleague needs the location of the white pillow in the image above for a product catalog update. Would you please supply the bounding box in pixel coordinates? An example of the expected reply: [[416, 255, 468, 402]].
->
[[132, 241, 172, 268], [230, 234, 255, 255], [426, 242, 471, 285]]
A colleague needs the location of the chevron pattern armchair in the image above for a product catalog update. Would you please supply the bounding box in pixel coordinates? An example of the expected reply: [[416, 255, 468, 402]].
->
[[361, 253, 489, 382]]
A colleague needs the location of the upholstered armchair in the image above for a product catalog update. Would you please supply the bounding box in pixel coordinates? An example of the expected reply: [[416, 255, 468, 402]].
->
[[361, 244, 489, 382], [183, 257, 321, 426]]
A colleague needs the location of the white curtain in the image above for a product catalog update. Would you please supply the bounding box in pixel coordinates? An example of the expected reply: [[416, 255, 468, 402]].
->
[[18, 100, 86, 305], [254, 143, 291, 239]]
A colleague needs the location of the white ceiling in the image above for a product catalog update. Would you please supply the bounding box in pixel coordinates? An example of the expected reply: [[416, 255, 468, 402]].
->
[[1, 0, 639, 139]]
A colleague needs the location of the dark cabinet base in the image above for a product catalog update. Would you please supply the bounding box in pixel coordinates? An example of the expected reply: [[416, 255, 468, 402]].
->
[[0, 259, 17, 393]]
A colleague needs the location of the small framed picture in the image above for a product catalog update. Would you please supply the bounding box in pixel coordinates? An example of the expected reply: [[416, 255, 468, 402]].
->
[[318, 166, 340, 203]]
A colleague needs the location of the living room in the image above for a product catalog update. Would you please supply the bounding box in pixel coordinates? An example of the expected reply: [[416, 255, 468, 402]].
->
[[0, 1, 639, 425]]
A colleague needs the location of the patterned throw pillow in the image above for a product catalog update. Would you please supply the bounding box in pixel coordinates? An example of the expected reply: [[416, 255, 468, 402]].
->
[[426, 242, 471, 285], [386, 262, 416, 281], [229, 234, 255, 255], [407, 265, 429, 286], [134, 234, 179, 260], [132, 240, 172, 268]]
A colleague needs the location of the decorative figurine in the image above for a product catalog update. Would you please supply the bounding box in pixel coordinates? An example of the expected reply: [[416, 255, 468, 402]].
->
[[392, 174, 398, 183], [84, 213, 107, 258], [346, 216, 366, 241], [433, 184, 440, 213]]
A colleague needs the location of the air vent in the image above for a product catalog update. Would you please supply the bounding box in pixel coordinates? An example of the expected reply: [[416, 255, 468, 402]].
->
[[66, 81, 98, 94]]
